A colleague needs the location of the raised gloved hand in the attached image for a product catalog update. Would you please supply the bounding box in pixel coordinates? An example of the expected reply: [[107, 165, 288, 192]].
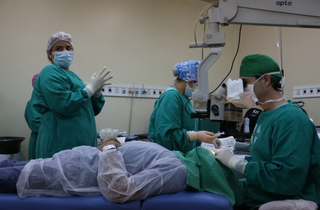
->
[[215, 149, 247, 174], [84, 66, 113, 97]]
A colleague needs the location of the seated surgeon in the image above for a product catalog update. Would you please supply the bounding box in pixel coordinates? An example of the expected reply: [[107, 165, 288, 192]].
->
[[215, 54, 320, 210], [148, 60, 221, 154], [0, 140, 245, 206]]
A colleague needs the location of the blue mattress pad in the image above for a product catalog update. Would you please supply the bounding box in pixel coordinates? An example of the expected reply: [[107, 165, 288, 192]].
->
[[0, 191, 233, 210]]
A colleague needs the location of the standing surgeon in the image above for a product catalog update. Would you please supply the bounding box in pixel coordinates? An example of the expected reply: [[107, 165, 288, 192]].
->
[[25, 31, 113, 158], [148, 60, 221, 154], [215, 54, 320, 210]]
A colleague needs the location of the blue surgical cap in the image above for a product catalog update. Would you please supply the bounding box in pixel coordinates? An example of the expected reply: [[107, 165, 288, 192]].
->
[[173, 60, 200, 82]]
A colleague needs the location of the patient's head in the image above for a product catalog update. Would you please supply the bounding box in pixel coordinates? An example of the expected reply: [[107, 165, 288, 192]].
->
[[98, 137, 122, 151]]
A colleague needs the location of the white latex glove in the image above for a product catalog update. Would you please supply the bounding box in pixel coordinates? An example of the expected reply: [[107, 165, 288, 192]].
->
[[196, 131, 217, 143], [187, 131, 219, 144], [215, 149, 247, 174], [84, 66, 113, 97]]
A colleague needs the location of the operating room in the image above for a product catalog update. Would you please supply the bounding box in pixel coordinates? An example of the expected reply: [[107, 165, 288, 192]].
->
[[0, 0, 320, 209]]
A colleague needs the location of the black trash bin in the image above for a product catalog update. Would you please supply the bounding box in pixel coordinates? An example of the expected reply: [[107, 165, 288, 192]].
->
[[0, 136, 25, 161]]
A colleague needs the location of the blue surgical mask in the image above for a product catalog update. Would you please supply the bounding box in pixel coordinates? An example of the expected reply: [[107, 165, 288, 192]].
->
[[184, 83, 193, 98], [53, 51, 73, 68]]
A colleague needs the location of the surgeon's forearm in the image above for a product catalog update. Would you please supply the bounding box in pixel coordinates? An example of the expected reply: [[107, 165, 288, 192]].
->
[[187, 131, 197, 140], [229, 156, 248, 174], [91, 95, 105, 115]]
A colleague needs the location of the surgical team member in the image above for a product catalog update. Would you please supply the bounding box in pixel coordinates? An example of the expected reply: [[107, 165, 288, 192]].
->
[[25, 31, 113, 158], [148, 60, 220, 154], [24, 73, 40, 160], [215, 54, 320, 210]]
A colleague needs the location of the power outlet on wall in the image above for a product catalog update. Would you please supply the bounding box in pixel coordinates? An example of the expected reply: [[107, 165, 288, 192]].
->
[[102, 84, 166, 99], [293, 85, 320, 98]]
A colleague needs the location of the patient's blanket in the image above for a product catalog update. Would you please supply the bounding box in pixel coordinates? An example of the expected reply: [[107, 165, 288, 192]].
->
[[17, 146, 101, 198], [17, 141, 187, 202]]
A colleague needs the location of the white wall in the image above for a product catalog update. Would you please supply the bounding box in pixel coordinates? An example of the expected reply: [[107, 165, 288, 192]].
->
[[0, 0, 237, 160]]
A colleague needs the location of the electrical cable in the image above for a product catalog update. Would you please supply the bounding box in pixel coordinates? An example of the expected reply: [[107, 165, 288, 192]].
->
[[275, 27, 283, 70], [275, 27, 286, 94], [185, 97, 206, 117], [201, 22, 206, 60], [209, 24, 243, 95], [193, 3, 215, 48], [184, 98, 192, 117]]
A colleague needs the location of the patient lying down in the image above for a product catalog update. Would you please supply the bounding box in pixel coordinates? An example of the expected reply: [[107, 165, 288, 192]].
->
[[1, 137, 245, 206], [1, 138, 187, 203], [1, 139, 315, 209]]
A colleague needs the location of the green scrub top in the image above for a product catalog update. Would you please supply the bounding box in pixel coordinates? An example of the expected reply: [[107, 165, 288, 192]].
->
[[24, 100, 41, 160], [25, 64, 105, 158], [148, 87, 201, 154], [174, 147, 246, 206], [243, 102, 320, 209]]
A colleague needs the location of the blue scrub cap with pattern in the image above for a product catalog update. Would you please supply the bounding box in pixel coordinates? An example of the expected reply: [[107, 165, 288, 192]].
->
[[173, 60, 200, 82]]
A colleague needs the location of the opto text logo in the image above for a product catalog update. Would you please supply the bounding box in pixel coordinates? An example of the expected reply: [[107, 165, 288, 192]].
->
[[276, 1, 292, 6]]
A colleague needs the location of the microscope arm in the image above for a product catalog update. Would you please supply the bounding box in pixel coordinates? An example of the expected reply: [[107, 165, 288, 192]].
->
[[190, 0, 320, 103]]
